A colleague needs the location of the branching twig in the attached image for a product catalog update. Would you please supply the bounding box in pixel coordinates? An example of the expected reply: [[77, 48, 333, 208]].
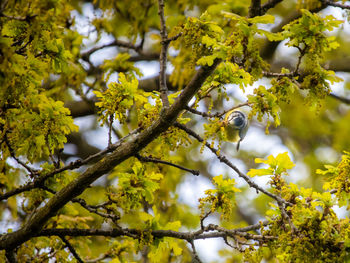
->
[[158, 0, 170, 108], [41, 186, 119, 222], [81, 40, 140, 60], [294, 46, 306, 75], [3, 134, 38, 176], [174, 122, 291, 206], [136, 154, 200, 176], [60, 236, 84, 263], [277, 198, 298, 234], [164, 32, 182, 43], [200, 211, 211, 230]]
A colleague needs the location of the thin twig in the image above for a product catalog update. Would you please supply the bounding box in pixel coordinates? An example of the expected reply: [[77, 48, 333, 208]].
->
[[136, 154, 200, 176], [174, 122, 291, 206], [85, 253, 110, 263], [60, 236, 84, 263], [108, 114, 114, 148], [40, 186, 119, 221], [81, 40, 140, 60], [263, 71, 295, 78], [185, 102, 250, 119], [323, 0, 350, 9], [0, 12, 28, 21], [157, 0, 170, 108], [294, 46, 306, 75], [277, 198, 298, 234], [4, 134, 38, 176], [164, 32, 182, 43], [329, 93, 350, 104], [189, 240, 202, 263], [200, 211, 211, 229]]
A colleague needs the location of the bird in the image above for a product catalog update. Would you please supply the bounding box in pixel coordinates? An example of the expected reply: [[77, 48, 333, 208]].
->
[[223, 110, 248, 151]]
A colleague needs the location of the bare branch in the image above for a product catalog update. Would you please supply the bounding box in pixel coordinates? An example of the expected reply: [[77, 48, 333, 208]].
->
[[81, 39, 140, 60], [249, 0, 261, 17], [36, 223, 275, 243], [261, 0, 284, 14], [158, 0, 170, 108], [136, 154, 200, 176], [189, 241, 202, 263], [3, 134, 38, 176], [329, 93, 350, 104], [263, 71, 295, 78], [185, 102, 250, 119], [60, 236, 84, 263], [323, 0, 350, 9], [108, 114, 114, 148]]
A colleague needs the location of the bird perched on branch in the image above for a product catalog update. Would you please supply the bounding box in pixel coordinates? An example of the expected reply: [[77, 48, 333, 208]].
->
[[223, 110, 248, 151]]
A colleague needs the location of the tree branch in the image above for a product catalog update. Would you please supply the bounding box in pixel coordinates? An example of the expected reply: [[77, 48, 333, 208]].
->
[[5, 249, 17, 263], [0, 60, 220, 250], [329, 92, 350, 104], [323, 0, 350, 9], [249, 0, 261, 17], [81, 39, 140, 61], [136, 154, 200, 176], [261, 0, 284, 14], [158, 0, 170, 108], [189, 240, 202, 263], [185, 102, 250, 119], [36, 222, 274, 243], [60, 236, 84, 263]]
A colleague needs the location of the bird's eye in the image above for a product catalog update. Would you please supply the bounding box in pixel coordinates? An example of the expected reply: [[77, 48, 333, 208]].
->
[[234, 117, 244, 126]]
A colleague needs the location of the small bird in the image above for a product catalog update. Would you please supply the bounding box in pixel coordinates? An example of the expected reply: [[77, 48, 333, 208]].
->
[[223, 110, 248, 151]]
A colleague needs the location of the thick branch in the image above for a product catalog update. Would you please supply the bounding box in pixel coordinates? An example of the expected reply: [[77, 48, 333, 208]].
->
[[36, 221, 273, 242], [249, 0, 261, 17], [0, 60, 220, 250]]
